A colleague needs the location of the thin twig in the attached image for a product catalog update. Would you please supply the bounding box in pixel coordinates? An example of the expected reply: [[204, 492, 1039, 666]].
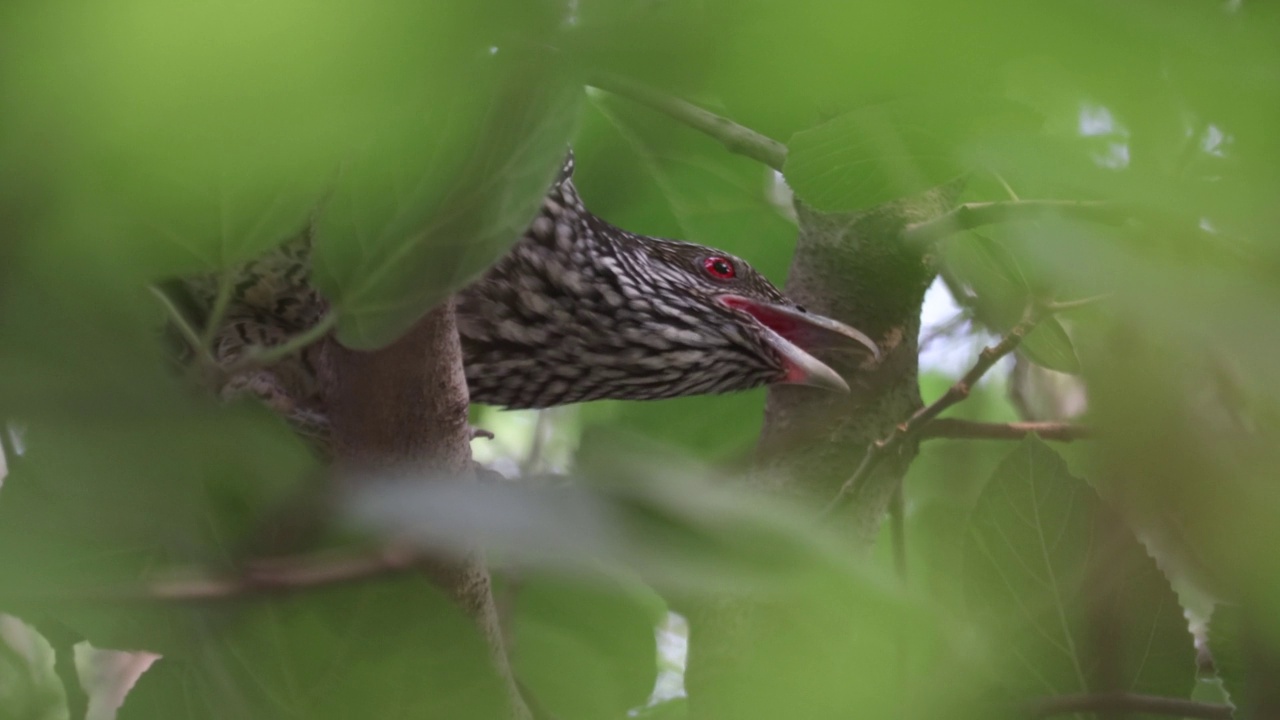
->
[[1029, 692, 1232, 719], [149, 285, 212, 365], [198, 270, 235, 353], [42, 622, 88, 720], [903, 200, 1133, 248], [1043, 293, 1111, 314], [224, 312, 338, 374], [918, 419, 1091, 442], [822, 302, 1046, 516], [86, 544, 422, 603], [587, 74, 788, 171]]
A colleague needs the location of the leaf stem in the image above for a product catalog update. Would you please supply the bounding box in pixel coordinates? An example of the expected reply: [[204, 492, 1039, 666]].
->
[[902, 200, 1133, 248], [226, 312, 338, 374], [149, 285, 212, 365], [199, 270, 235, 353], [587, 73, 788, 171]]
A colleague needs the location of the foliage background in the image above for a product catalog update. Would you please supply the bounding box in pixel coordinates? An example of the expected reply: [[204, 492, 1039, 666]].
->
[[1, 0, 1277, 718]]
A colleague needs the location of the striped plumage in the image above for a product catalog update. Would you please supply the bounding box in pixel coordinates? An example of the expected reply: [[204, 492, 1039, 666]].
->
[[458, 164, 878, 408]]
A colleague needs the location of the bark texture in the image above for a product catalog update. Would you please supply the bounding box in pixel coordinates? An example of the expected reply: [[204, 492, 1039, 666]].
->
[[324, 298, 531, 720], [753, 191, 959, 530], [686, 187, 960, 720]]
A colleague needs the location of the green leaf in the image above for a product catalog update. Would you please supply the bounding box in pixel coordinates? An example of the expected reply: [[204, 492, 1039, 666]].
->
[[962, 437, 1196, 705], [0, 250, 317, 651], [511, 576, 662, 720], [2, 0, 572, 284], [1021, 318, 1082, 375], [943, 232, 1081, 374], [784, 95, 1038, 213], [942, 231, 1030, 327], [117, 578, 506, 720], [312, 57, 583, 349]]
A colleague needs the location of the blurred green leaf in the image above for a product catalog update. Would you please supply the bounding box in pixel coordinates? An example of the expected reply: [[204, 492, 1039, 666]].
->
[[0, 618, 65, 720], [0, 248, 316, 652], [511, 576, 662, 720], [784, 95, 1037, 213], [943, 232, 1081, 373], [963, 437, 1195, 704], [1021, 319, 1081, 375], [118, 578, 505, 720], [313, 57, 583, 349], [1208, 604, 1247, 716]]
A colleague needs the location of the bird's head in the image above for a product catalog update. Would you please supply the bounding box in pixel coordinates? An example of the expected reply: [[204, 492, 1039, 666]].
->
[[457, 177, 881, 409], [612, 232, 881, 393]]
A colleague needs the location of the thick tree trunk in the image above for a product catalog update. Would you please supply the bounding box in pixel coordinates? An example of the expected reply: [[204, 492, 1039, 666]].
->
[[325, 298, 531, 720], [686, 187, 959, 720]]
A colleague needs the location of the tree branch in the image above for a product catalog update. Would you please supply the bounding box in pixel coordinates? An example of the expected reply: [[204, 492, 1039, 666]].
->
[[1030, 692, 1232, 719], [588, 74, 788, 171], [823, 301, 1046, 516], [142, 544, 420, 602], [918, 419, 1091, 442], [902, 200, 1133, 248]]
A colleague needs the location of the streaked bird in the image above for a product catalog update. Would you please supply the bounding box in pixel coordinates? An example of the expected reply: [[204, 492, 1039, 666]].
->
[[182, 154, 880, 420]]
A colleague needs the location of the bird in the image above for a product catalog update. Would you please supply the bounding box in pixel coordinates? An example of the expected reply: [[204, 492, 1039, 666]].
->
[[179, 153, 880, 423]]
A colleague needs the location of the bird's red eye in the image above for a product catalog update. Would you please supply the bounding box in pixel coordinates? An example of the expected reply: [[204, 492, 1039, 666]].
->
[[703, 256, 736, 280]]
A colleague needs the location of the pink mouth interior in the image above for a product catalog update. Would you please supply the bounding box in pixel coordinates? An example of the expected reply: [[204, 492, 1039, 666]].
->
[[719, 296, 811, 382], [720, 296, 803, 340]]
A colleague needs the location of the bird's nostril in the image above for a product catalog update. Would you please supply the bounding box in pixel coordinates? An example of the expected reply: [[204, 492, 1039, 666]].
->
[[795, 305, 808, 313]]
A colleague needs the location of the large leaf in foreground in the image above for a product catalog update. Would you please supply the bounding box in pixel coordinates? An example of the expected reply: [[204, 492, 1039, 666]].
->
[[118, 578, 505, 720], [312, 57, 582, 349], [510, 575, 663, 720], [962, 437, 1194, 705], [2, 0, 537, 278], [345, 440, 952, 720]]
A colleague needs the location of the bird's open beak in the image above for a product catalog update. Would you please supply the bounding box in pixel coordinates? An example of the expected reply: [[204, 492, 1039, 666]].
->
[[719, 295, 881, 393]]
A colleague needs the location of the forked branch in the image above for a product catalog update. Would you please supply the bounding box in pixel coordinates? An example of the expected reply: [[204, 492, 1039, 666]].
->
[[823, 301, 1047, 516]]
